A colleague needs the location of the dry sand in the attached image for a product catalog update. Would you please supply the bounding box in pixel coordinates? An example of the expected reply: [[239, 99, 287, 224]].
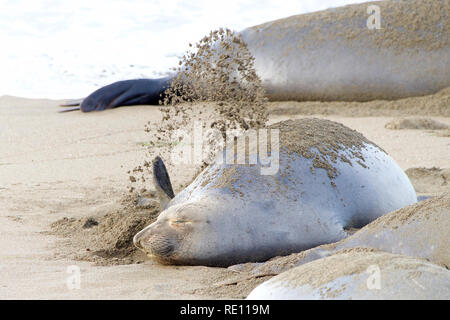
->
[[0, 94, 449, 299]]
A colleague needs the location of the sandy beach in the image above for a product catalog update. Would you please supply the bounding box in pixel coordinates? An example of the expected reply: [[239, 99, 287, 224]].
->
[[0, 90, 448, 299]]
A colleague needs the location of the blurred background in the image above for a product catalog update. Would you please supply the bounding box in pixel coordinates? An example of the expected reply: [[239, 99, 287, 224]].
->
[[0, 0, 367, 99]]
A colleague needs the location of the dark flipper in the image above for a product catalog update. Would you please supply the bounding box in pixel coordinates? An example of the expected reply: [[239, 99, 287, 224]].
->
[[74, 78, 171, 112], [60, 98, 84, 107], [152, 156, 175, 209], [58, 107, 81, 113]]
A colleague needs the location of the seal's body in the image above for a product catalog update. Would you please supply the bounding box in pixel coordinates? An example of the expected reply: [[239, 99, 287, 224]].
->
[[247, 249, 450, 300], [63, 0, 450, 112], [232, 193, 449, 276], [241, 0, 450, 101], [133, 119, 417, 266]]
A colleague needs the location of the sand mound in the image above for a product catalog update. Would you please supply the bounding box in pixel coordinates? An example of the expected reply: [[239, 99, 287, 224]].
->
[[405, 167, 450, 195], [268, 86, 450, 117], [48, 193, 160, 266], [193, 274, 273, 299], [385, 118, 449, 130]]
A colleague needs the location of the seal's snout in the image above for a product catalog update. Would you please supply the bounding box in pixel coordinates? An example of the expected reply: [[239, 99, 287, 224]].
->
[[133, 227, 149, 251], [133, 224, 177, 259]]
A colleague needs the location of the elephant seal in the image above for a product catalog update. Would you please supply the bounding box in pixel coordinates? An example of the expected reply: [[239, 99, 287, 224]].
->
[[62, 0, 450, 112], [230, 193, 450, 275], [246, 248, 450, 300], [132, 118, 417, 266]]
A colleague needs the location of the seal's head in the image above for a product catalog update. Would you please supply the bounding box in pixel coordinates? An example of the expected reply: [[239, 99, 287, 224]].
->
[[135, 156, 233, 265], [133, 201, 226, 265], [133, 192, 281, 266], [132, 155, 292, 267]]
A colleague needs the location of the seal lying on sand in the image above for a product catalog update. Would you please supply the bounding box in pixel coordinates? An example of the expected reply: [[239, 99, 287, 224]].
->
[[62, 0, 450, 112], [133, 118, 417, 266], [246, 249, 450, 300], [230, 193, 450, 275]]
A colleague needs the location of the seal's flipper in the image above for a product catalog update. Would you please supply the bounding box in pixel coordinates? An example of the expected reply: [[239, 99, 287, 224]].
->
[[79, 78, 171, 112], [58, 107, 81, 113], [59, 98, 84, 107], [152, 156, 175, 209]]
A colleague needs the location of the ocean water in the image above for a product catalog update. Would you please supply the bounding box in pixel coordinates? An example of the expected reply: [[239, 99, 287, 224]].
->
[[0, 0, 367, 99]]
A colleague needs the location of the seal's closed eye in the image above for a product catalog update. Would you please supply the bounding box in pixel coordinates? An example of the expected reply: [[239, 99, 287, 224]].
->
[[169, 218, 191, 226], [153, 156, 175, 209]]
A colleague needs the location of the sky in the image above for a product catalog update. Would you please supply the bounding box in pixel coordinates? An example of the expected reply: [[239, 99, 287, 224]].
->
[[0, 0, 369, 99]]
